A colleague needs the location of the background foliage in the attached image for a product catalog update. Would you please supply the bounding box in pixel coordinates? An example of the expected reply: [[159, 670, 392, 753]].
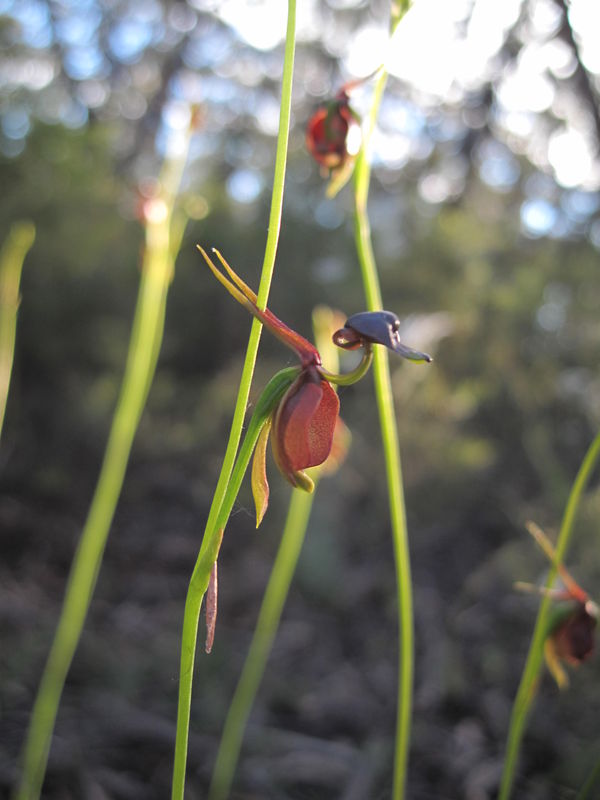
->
[[1, 0, 600, 797]]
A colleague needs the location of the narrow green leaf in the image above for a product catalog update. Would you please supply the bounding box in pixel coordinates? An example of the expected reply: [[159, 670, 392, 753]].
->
[[173, 24, 299, 760], [0, 220, 35, 442]]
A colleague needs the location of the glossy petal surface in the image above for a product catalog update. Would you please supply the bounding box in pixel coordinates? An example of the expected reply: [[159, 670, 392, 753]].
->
[[272, 372, 340, 486]]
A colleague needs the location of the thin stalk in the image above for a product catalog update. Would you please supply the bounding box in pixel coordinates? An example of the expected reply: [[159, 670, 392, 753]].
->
[[498, 428, 600, 800], [352, 6, 413, 798], [14, 136, 190, 800], [170, 3, 297, 797], [206, 306, 343, 798], [0, 221, 35, 441], [208, 487, 315, 800]]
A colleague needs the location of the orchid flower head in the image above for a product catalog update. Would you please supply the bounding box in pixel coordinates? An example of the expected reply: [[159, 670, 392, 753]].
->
[[305, 68, 383, 197], [305, 90, 362, 172], [198, 247, 357, 502], [516, 521, 598, 689], [199, 246, 432, 514]]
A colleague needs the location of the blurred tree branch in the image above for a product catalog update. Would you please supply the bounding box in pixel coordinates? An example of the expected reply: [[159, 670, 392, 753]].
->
[[552, 0, 600, 151]]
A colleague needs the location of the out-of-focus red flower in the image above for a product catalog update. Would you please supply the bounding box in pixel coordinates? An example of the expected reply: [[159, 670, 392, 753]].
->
[[517, 521, 599, 689], [306, 91, 361, 171], [550, 605, 596, 665]]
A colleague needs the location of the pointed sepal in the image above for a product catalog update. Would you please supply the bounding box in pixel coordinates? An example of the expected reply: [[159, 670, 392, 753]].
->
[[251, 419, 272, 528], [198, 246, 321, 368]]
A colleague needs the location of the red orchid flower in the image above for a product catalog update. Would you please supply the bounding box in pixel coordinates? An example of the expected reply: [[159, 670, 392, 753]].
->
[[306, 90, 361, 172], [198, 247, 432, 652], [516, 521, 599, 689], [550, 605, 596, 668], [306, 70, 383, 197], [198, 246, 431, 506], [198, 246, 354, 498]]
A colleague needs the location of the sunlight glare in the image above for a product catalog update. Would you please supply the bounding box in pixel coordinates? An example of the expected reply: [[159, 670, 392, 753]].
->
[[548, 129, 600, 189]]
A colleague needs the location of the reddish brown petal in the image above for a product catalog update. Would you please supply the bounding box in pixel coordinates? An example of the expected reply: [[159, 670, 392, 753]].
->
[[553, 606, 596, 665], [306, 104, 350, 169], [272, 372, 340, 484]]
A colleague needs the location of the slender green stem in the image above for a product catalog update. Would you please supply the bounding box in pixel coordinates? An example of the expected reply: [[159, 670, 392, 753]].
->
[[14, 137, 190, 800], [196, 368, 299, 578], [208, 486, 314, 800], [352, 8, 413, 798], [170, 4, 297, 798], [499, 428, 600, 800], [0, 220, 35, 442], [206, 306, 345, 798], [319, 346, 373, 386]]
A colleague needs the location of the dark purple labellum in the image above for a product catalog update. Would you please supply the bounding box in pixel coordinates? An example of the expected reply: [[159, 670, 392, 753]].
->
[[334, 311, 432, 363]]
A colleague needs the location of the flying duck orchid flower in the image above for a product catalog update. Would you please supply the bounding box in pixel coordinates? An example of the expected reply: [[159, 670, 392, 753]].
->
[[198, 246, 431, 522], [306, 89, 361, 172], [306, 70, 381, 197], [516, 521, 598, 689], [198, 247, 432, 651]]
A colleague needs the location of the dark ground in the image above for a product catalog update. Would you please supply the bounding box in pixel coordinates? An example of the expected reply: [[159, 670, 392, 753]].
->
[[2, 340, 599, 800]]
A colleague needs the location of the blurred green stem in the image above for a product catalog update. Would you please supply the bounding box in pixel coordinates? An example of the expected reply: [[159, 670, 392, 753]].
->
[[0, 221, 35, 442], [352, 7, 413, 799], [14, 138, 190, 800], [208, 486, 315, 800], [170, 3, 296, 798], [499, 428, 600, 800]]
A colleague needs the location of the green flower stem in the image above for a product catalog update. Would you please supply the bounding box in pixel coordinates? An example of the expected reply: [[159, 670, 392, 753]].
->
[[208, 485, 315, 800], [14, 135, 191, 800], [170, 4, 296, 798], [352, 7, 413, 798], [206, 306, 344, 798], [0, 220, 35, 442], [319, 345, 373, 386], [499, 428, 600, 800], [194, 367, 298, 578], [176, 368, 298, 659]]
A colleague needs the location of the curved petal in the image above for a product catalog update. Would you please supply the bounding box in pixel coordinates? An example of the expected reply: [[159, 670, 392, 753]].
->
[[272, 372, 340, 488]]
